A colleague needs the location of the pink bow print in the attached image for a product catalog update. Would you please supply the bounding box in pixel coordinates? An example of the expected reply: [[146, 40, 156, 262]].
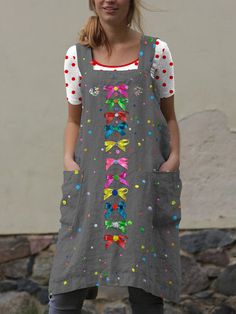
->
[[103, 83, 128, 99], [104, 171, 129, 188], [106, 157, 128, 170]]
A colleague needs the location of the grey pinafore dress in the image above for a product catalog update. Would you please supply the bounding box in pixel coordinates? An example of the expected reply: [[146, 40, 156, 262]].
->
[[48, 34, 183, 303]]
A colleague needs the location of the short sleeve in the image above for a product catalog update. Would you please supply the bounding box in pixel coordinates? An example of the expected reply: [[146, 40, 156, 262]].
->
[[64, 45, 83, 105], [153, 40, 175, 99]]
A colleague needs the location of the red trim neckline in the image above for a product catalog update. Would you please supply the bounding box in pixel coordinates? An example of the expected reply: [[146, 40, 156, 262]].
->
[[92, 58, 139, 67]]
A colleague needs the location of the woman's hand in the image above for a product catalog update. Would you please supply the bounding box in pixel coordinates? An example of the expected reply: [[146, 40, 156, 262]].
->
[[158, 153, 180, 172], [63, 156, 80, 171]]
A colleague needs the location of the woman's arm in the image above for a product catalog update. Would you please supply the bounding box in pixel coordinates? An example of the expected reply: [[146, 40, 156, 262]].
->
[[159, 95, 180, 172], [63, 45, 83, 171], [153, 39, 180, 171]]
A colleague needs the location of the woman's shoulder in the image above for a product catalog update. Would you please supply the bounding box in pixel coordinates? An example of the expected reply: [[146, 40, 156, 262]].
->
[[150, 36, 174, 72], [155, 37, 169, 52], [65, 44, 77, 58], [144, 34, 170, 53]]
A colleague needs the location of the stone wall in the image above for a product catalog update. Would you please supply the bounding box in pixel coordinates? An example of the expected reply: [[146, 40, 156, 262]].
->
[[0, 229, 236, 313]]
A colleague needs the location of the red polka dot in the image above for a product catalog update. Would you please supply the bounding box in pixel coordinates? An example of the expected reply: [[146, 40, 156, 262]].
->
[[155, 76, 160, 80], [73, 56, 76, 59], [72, 63, 76, 67], [72, 90, 75, 94], [72, 77, 76, 81], [162, 55, 166, 59], [155, 54, 160, 59], [65, 55, 68, 59], [156, 40, 160, 45], [65, 83, 68, 87], [79, 83, 81, 87], [169, 76, 173, 79], [64, 69, 68, 74], [79, 97, 82, 101], [170, 62, 174, 66], [162, 83, 166, 87], [169, 90, 174, 94], [134, 60, 139, 65], [162, 69, 166, 73]]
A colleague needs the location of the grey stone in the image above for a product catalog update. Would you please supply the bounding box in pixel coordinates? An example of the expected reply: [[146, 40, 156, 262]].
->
[[97, 286, 128, 301], [192, 289, 214, 299], [224, 296, 236, 310], [179, 294, 191, 301], [211, 292, 228, 305], [180, 230, 235, 254], [0, 257, 29, 278], [212, 304, 236, 314], [196, 248, 230, 267], [229, 245, 236, 257], [27, 235, 55, 255], [17, 278, 40, 294], [182, 301, 204, 314], [205, 265, 222, 278], [31, 251, 54, 285], [0, 236, 30, 263], [103, 302, 127, 314], [164, 302, 184, 314], [82, 300, 98, 313], [81, 309, 96, 314], [181, 254, 210, 294], [36, 286, 50, 305], [214, 264, 236, 296], [0, 291, 39, 314], [0, 279, 17, 292]]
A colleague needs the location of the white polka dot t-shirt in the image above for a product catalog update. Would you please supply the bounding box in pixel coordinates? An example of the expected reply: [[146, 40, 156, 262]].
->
[[64, 38, 175, 105]]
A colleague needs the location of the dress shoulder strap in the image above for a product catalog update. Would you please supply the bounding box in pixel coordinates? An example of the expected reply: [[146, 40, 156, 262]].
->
[[75, 42, 91, 77], [141, 35, 159, 72]]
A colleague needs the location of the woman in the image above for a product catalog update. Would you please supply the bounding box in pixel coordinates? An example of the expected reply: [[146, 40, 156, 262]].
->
[[48, 0, 182, 313]]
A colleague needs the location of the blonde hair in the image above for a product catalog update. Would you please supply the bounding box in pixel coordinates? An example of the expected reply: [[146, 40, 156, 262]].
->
[[77, 0, 148, 56]]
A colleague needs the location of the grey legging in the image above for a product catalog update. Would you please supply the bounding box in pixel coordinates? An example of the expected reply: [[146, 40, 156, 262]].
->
[[48, 286, 164, 314]]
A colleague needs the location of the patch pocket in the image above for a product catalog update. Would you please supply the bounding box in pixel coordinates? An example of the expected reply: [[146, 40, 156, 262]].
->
[[152, 169, 182, 229], [59, 169, 84, 226]]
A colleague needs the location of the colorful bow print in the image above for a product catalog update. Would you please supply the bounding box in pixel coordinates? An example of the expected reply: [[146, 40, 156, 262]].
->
[[104, 201, 127, 219], [104, 111, 128, 123], [104, 171, 129, 188], [104, 234, 128, 249], [104, 219, 133, 234], [103, 83, 128, 99], [105, 139, 129, 152], [104, 122, 128, 139], [105, 97, 128, 111], [104, 187, 128, 201], [106, 157, 128, 170]]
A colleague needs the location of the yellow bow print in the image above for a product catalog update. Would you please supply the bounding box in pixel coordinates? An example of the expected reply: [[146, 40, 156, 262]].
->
[[104, 188, 129, 201], [105, 139, 129, 152]]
